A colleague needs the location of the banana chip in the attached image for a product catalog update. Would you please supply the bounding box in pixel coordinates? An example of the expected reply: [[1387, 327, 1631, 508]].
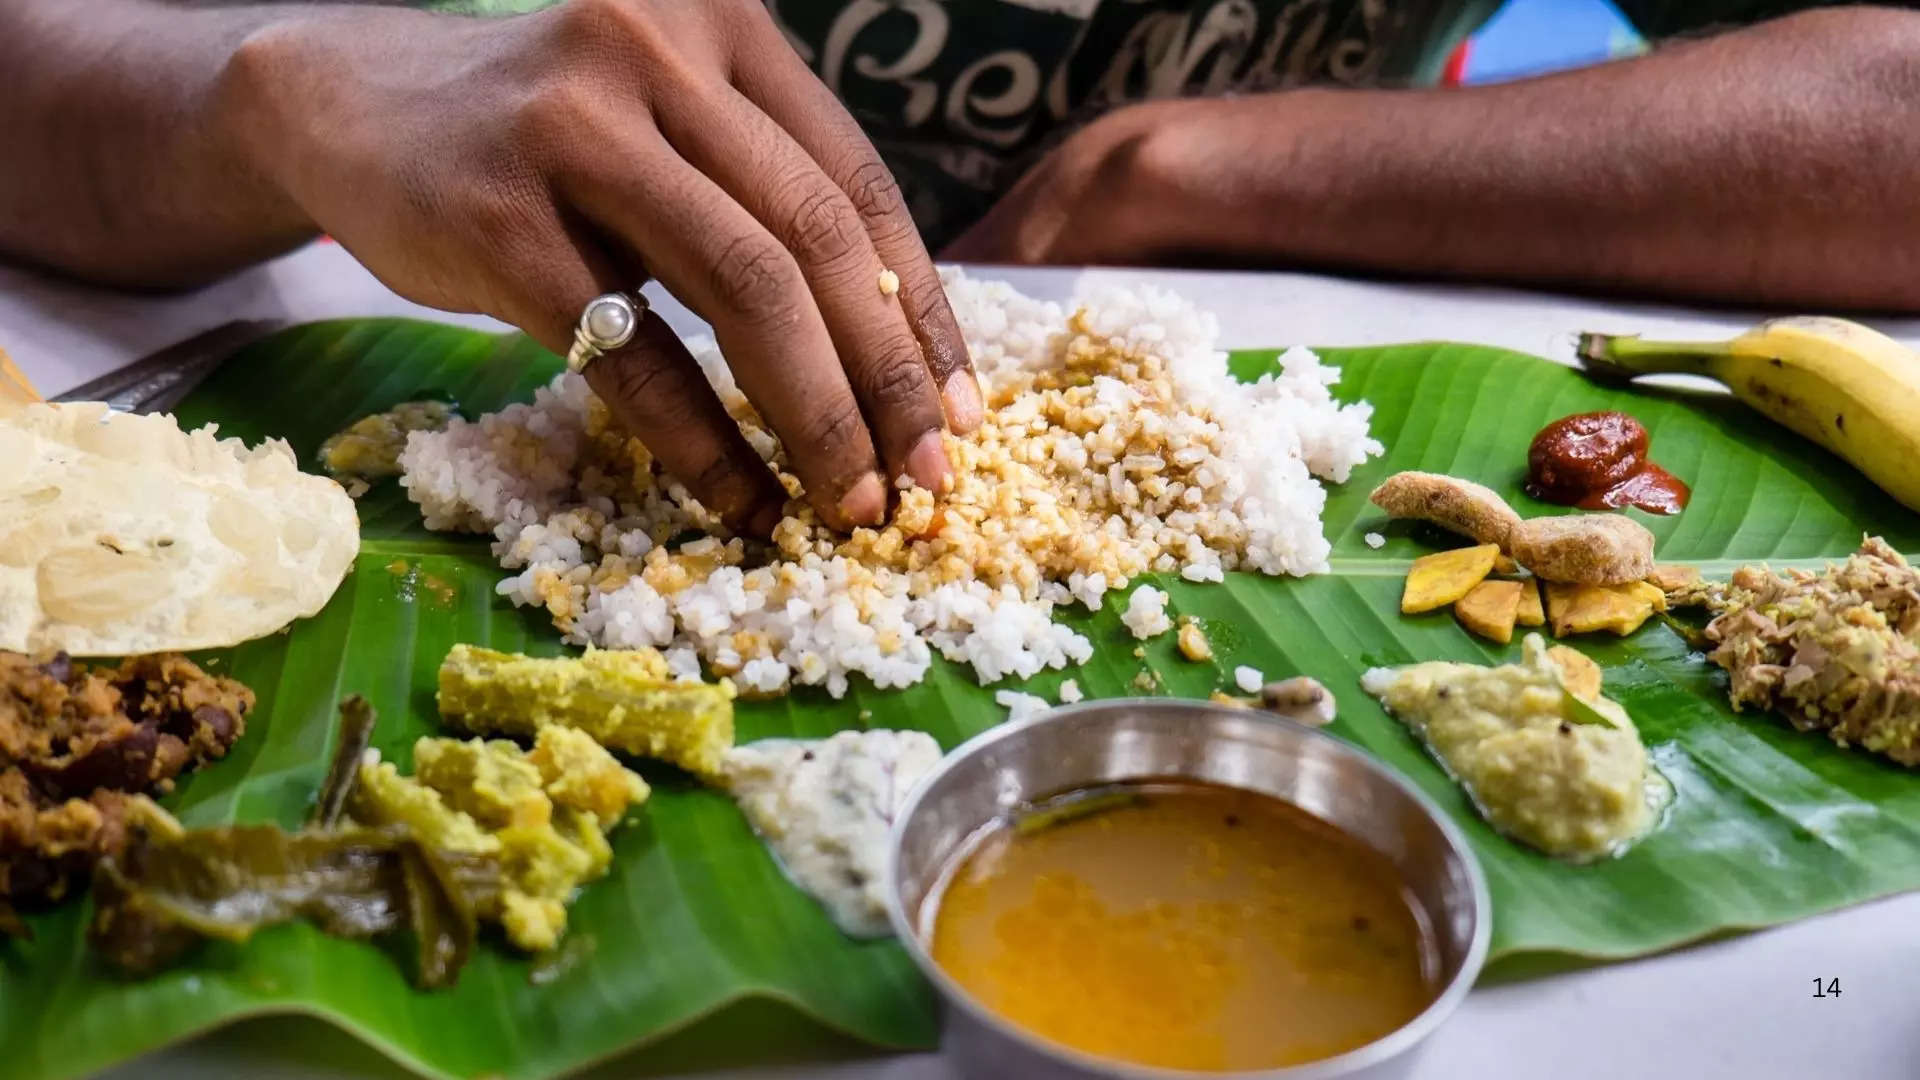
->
[[0, 402, 359, 655]]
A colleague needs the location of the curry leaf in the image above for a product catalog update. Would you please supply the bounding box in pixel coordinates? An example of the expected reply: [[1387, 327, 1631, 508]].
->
[[1561, 690, 1621, 729]]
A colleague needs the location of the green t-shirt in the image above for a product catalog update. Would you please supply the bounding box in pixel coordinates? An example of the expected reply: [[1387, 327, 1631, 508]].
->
[[427, 0, 1838, 246]]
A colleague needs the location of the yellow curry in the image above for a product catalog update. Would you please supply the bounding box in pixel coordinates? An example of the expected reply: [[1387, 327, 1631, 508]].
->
[[930, 782, 1437, 1072]]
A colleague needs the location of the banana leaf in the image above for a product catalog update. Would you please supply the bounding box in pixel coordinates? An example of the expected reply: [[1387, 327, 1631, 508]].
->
[[4, 321, 1917, 1080]]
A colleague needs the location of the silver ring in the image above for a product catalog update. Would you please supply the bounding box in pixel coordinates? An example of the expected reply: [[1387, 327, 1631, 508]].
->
[[566, 291, 648, 373]]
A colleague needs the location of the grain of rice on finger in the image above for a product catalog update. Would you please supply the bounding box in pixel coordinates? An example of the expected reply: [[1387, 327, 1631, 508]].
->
[[399, 271, 1382, 698]]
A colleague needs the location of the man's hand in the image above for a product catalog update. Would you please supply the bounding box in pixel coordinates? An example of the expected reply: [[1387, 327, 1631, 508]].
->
[[1, 0, 981, 534], [943, 103, 1185, 266], [954, 9, 1920, 312], [236, 0, 981, 533]]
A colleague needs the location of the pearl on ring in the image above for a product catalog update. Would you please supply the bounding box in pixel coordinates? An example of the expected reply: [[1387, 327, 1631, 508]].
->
[[566, 291, 648, 373], [581, 293, 639, 349]]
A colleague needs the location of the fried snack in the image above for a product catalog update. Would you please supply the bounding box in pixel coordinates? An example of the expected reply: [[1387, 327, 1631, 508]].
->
[[1547, 645, 1604, 700], [1647, 564, 1702, 593], [1369, 472, 1523, 547], [1455, 580, 1524, 644], [1515, 578, 1546, 627], [1674, 538, 1919, 765], [1371, 472, 1656, 587], [1402, 544, 1501, 613], [0, 402, 358, 655], [437, 644, 735, 779], [1509, 514, 1656, 586], [1625, 580, 1668, 612], [1544, 581, 1659, 636]]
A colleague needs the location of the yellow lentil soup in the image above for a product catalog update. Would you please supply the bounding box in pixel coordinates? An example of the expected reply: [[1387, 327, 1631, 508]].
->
[[929, 782, 1439, 1072]]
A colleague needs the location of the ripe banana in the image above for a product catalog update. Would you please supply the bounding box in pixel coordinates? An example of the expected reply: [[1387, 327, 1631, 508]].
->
[[1577, 316, 1920, 513]]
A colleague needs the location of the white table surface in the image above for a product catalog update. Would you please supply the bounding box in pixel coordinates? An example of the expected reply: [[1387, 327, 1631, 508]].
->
[[4, 242, 1916, 1080]]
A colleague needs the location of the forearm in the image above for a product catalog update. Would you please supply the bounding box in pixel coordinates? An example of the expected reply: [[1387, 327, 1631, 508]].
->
[[0, 1, 344, 287], [1141, 9, 1920, 310]]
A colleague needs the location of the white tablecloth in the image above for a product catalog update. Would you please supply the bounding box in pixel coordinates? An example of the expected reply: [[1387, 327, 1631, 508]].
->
[[3, 243, 1914, 1080]]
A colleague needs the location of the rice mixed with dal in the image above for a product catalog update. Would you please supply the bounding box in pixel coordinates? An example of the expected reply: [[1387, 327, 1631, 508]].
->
[[398, 271, 1381, 697]]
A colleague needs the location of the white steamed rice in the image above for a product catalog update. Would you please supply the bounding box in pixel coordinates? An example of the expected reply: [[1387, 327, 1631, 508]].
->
[[398, 270, 1381, 697]]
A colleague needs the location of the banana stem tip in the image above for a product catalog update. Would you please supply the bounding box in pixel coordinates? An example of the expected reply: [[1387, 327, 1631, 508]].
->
[[1575, 332, 1639, 380], [1574, 331, 1730, 378]]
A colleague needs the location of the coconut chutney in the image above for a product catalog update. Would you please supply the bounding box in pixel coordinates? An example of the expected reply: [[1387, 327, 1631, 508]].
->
[[723, 729, 942, 937]]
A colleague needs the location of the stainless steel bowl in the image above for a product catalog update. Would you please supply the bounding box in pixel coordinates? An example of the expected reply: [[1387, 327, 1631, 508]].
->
[[887, 698, 1489, 1080]]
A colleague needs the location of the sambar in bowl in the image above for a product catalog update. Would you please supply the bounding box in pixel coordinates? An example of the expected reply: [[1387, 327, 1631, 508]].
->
[[887, 699, 1489, 1080]]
